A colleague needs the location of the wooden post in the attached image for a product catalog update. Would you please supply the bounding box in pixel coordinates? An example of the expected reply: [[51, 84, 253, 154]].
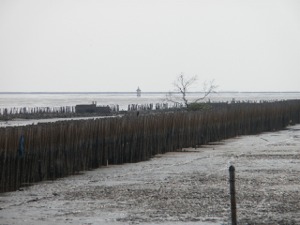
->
[[229, 165, 237, 225]]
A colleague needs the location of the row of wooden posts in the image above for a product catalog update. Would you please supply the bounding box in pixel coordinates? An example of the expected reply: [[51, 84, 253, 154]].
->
[[127, 102, 183, 111], [0, 100, 300, 193], [0, 106, 76, 115], [0, 103, 181, 117], [0, 105, 122, 115]]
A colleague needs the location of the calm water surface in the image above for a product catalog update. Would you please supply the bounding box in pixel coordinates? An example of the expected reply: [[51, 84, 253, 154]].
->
[[0, 92, 299, 110]]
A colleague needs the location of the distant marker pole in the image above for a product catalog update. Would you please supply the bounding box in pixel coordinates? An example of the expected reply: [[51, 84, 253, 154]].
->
[[229, 165, 237, 225]]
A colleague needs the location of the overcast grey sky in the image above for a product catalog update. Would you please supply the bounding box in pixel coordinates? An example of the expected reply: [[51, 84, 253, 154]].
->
[[0, 0, 299, 92]]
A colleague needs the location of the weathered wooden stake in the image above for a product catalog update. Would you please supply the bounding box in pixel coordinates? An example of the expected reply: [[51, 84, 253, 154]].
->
[[229, 165, 237, 225], [1, 100, 300, 193]]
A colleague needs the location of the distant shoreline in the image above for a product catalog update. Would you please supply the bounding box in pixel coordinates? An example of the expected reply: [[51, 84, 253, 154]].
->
[[1, 91, 300, 95]]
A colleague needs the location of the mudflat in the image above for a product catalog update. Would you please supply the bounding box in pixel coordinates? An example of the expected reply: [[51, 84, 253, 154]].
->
[[1, 125, 300, 225]]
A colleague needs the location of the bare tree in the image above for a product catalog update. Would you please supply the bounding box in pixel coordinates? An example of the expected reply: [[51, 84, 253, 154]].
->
[[165, 73, 217, 108]]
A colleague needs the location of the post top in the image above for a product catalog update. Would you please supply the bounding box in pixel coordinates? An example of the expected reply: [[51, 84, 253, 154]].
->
[[229, 165, 235, 171]]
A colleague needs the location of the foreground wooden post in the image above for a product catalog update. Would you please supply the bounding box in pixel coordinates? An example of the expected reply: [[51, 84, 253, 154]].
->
[[229, 165, 237, 225]]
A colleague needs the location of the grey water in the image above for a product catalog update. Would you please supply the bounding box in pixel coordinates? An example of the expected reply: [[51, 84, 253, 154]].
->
[[0, 92, 300, 111], [0, 92, 299, 127], [1, 92, 300, 110]]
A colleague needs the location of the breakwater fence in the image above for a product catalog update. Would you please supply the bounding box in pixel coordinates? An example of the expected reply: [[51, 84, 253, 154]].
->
[[126, 100, 286, 112], [0, 106, 76, 115], [0, 105, 120, 120], [0, 100, 281, 119], [0, 100, 300, 193], [0, 103, 179, 119], [1, 102, 182, 117], [127, 102, 183, 111]]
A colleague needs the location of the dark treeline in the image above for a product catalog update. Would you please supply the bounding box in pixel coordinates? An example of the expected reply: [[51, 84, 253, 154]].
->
[[0, 100, 300, 193]]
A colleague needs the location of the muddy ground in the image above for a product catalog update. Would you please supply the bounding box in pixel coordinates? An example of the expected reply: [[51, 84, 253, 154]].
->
[[1, 125, 300, 225]]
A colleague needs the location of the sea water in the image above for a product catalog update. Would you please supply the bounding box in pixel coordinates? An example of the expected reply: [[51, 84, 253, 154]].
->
[[0, 92, 299, 127], [0, 92, 300, 111]]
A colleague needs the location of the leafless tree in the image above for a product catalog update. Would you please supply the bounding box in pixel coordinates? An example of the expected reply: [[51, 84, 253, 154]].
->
[[165, 73, 217, 107]]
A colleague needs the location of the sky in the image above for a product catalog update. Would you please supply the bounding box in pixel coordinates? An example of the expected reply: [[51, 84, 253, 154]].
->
[[0, 0, 300, 92]]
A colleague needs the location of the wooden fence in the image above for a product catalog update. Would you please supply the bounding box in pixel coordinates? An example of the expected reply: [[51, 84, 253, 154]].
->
[[0, 100, 300, 192], [0, 106, 76, 115], [127, 103, 183, 111], [0, 105, 120, 121]]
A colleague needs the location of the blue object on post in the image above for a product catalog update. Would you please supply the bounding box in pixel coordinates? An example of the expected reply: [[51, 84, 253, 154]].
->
[[18, 135, 25, 158]]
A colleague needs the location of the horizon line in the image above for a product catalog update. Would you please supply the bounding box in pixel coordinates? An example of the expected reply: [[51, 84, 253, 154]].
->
[[0, 91, 300, 94]]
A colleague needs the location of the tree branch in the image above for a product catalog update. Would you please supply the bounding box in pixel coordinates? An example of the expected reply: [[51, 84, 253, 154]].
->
[[165, 73, 217, 108], [193, 80, 217, 103]]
